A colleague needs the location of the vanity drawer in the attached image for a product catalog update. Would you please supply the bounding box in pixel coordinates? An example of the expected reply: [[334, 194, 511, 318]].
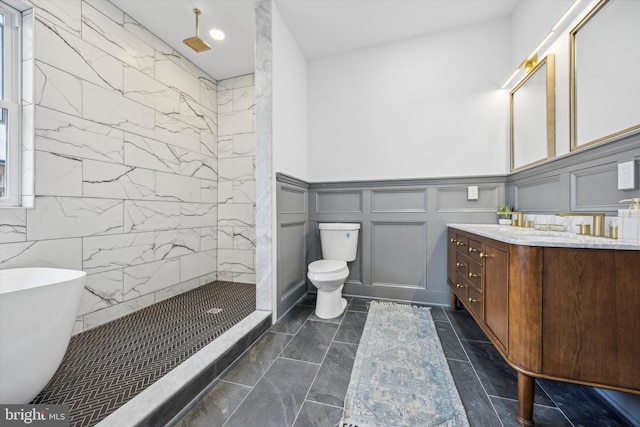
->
[[455, 252, 470, 275], [467, 238, 483, 262], [467, 285, 483, 319], [467, 261, 482, 289], [455, 235, 468, 251]]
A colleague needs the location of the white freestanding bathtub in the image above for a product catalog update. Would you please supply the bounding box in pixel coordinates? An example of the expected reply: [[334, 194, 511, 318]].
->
[[0, 268, 85, 404]]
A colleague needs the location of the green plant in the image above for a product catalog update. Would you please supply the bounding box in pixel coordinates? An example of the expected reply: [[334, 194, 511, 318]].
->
[[497, 204, 514, 219]]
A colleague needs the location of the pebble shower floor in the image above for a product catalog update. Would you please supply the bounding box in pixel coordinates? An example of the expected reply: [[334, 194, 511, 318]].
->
[[31, 281, 256, 427]]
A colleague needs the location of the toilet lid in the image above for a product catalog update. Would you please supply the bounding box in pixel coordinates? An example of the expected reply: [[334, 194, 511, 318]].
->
[[308, 260, 347, 274]]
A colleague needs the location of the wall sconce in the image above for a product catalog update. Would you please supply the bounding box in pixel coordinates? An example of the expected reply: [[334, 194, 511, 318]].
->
[[501, 0, 587, 89]]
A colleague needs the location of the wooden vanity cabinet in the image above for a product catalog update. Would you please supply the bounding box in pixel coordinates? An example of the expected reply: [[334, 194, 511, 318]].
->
[[447, 227, 640, 427], [449, 230, 510, 353]]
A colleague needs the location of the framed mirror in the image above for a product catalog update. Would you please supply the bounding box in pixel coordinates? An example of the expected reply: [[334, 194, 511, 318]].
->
[[510, 54, 556, 171], [570, 0, 640, 150]]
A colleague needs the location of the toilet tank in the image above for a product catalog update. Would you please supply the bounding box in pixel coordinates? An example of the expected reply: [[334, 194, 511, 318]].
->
[[319, 223, 360, 262]]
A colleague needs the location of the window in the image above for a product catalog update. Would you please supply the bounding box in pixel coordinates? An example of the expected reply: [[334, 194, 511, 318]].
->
[[0, 1, 20, 205]]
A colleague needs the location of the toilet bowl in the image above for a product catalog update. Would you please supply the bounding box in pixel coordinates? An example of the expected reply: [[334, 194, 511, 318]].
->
[[307, 260, 349, 319], [307, 223, 360, 319]]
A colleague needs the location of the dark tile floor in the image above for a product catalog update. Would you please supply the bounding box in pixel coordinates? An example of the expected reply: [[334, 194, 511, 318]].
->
[[172, 295, 633, 427]]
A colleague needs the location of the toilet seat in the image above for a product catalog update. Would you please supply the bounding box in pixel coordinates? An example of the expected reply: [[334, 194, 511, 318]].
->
[[307, 260, 348, 282], [308, 260, 347, 274]]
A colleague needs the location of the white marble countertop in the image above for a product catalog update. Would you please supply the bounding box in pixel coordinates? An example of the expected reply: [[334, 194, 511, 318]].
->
[[447, 223, 640, 250]]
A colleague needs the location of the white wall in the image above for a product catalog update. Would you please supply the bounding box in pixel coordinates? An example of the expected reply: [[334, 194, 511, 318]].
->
[[272, 2, 308, 181], [510, 0, 573, 70], [307, 17, 511, 182]]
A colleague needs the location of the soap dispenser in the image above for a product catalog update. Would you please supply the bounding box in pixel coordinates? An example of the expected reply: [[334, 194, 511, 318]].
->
[[618, 198, 640, 243]]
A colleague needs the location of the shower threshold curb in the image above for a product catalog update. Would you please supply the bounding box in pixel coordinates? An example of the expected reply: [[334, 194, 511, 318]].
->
[[95, 310, 272, 427]]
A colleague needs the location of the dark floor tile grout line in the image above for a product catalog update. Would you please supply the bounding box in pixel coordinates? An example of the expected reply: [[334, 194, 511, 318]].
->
[[218, 378, 253, 389], [442, 307, 506, 427], [292, 304, 351, 427], [534, 382, 578, 427], [304, 398, 345, 410], [332, 339, 359, 346], [269, 330, 296, 336], [222, 307, 317, 427], [278, 356, 322, 366]]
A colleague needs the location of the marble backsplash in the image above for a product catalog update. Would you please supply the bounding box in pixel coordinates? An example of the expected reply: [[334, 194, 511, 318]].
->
[[512, 213, 621, 238]]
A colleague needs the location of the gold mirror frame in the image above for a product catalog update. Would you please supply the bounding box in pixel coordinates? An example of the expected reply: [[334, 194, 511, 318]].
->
[[510, 54, 556, 171], [570, 0, 640, 150]]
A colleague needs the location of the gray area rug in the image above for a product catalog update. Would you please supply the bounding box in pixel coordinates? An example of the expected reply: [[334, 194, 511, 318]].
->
[[341, 302, 469, 427]]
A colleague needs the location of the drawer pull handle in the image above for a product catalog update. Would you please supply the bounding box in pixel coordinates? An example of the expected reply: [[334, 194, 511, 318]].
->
[[479, 252, 489, 258], [450, 238, 457, 243], [456, 283, 466, 289], [468, 298, 481, 303], [456, 241, 467, 246], [468, 248, 479, 253], [468, 273, 480, 279], [456, 263, 466, 268]]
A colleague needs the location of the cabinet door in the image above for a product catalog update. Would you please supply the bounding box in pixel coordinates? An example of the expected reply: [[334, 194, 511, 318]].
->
[[483, 242, 509, 352]]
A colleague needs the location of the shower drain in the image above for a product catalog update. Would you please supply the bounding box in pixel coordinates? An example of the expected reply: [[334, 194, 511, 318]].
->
[[205, 307, 223, 315]]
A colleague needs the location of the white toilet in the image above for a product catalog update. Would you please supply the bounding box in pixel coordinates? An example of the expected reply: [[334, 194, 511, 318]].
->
[[307, 223, 360, 319]]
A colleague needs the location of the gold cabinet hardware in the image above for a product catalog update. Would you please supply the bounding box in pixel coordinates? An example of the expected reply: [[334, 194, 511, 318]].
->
[[456, 241, 467, 246], [468, 298, 481, 303], [468, 248, 479, 254], [456, 262, 466, 268], [450, 238, 457, 243], [468, 273, 480, 279], [479, 252, 489, 258], [456, 283, 466, 289]]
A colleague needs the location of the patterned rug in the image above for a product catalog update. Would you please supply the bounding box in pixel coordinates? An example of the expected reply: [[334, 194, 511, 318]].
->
[[341, 302, 469, 427]]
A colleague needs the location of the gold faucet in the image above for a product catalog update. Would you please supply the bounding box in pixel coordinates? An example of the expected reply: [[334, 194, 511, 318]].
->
[[556, 212, 605, 237], [511, 212, 525, 227]]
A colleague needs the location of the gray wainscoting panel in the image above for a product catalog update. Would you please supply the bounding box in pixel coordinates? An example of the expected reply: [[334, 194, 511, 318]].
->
[[279, 186, 307, 214], [275, 133, 639, 312], [513, 175, 563, 212], [508, 132, 640, 214], [316, 191, 363, 213], [278, 221, 306, 296], [370, 222, 427, 289], [276, 176, 309, 318], [571, 163, 629, 211], [436, 186, 500, 212], [308, 178, 508, 305], [371, 189, 427, 212]]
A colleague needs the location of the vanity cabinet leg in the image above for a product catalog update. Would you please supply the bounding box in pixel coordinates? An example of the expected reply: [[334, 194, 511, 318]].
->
[[517, 372, 535, 426], [450, 291, 458, 309]]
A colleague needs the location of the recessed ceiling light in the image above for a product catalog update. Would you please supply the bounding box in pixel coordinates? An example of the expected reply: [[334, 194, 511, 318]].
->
[[209, 29, 225, 41]]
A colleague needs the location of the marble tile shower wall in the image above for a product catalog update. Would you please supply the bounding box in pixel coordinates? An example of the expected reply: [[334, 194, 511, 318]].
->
[[216, 75, 256, 284], [0, 0, 220, 333]]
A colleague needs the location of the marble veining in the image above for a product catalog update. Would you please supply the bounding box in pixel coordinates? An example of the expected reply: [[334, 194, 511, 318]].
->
[[255, 0, 274, 312], [216, 72, 256, 284], [35, 18, 124, 94], [36, 107, 125, 163], [81, 2, 155, 76], [0, 210, 27, 243]]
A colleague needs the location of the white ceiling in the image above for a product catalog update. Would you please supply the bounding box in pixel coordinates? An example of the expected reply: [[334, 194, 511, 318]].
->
[[111, 0, 519, 82]]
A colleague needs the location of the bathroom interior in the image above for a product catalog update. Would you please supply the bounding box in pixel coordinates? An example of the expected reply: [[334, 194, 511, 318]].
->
[[0, 0, 638, 426]]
